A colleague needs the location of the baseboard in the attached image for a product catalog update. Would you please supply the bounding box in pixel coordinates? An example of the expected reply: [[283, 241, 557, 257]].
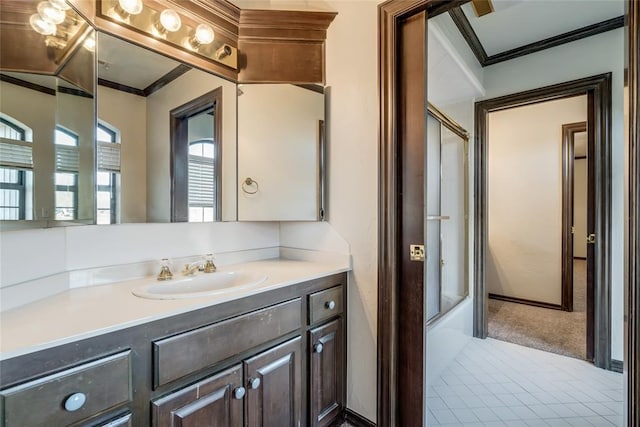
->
[[611, 359, 623, 373], [574, 256, 587, 260], [343, 408, 376, 427], [488, 293, 563, 311]]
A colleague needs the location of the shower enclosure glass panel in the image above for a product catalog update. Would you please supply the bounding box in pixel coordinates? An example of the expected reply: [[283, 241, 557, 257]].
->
[[425, 110, 469, 323]]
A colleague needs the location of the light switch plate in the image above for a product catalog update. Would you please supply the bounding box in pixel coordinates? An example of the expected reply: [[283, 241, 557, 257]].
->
[[410, 244, 425, 261]]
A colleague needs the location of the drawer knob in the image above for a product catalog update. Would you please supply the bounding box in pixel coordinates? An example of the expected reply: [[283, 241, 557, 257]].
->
[[314, 343, 324, 354], [248, 377, 261, 389], [325, 300, 336, 310], [64, 392, 86, 412], [233, 387, 246, 400]]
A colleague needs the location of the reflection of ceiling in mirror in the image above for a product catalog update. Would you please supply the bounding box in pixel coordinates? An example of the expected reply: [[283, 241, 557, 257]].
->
[[98, 33, 180, 90], [0, 71, 83, 93]]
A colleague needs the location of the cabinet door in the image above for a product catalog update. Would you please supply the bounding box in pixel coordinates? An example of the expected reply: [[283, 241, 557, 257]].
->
[[151, 365, 243, 427], [244, 337, 302, 427], [309, 319, 344, 427]]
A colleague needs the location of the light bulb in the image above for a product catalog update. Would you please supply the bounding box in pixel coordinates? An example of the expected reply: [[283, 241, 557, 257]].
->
[[49, 0, 70, 10], [30, 13, 56, 35], [159, 9, 181, 32], [38, 1, 66, 25], [118, 0, 143, 15], [83, 34, 95, 52], [194, 24, 214, 45]]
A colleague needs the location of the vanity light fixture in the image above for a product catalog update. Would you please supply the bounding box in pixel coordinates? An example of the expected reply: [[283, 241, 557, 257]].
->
[[37, 1, 66, 25], [215, 44, 232, 60], [29, 13, 57, 35], [156, 8, 181, 34], [186, 23, 214, 50], [48, 0, 70, 10], [114, 0, 143, 21], [83, 33, 96, 52]]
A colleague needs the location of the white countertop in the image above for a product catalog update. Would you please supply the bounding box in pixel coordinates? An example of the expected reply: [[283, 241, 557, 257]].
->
[[0, 257, 350, 360]]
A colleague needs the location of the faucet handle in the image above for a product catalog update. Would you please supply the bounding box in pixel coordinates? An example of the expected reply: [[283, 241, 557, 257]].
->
[[203, 253, 217, 273], [157, 258, 173, 281]]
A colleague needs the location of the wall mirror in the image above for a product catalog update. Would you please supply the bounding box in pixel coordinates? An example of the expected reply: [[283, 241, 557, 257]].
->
[[96, 32, 237, 223], [237, 84, 325, 221], [0, 1, 95, 227]]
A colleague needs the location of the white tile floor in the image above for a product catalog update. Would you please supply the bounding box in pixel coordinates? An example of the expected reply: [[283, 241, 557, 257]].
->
[[427, 338, 624, 426]]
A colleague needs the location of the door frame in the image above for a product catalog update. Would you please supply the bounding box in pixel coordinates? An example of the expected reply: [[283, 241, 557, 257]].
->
[[626, 1, 639, 425], [562, 121, 587, 313], [474, 75, 612, 369], [378, 0, 639, 425]]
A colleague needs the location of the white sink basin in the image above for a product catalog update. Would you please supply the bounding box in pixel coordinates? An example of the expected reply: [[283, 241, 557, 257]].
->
[[132, 272, 268, 300]]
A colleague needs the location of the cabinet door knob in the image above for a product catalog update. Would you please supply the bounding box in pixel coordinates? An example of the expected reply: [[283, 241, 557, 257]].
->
[[325, 300, 336, 310], [248, 377, 261, 389], [64, 392, 86, 412], [233, 387, 246, 400], [314, 343, 324, 354]]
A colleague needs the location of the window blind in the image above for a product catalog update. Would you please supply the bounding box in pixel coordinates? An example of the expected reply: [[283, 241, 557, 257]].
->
[[55, 145, 79, 172], [97, 140, 121, 172], [188, 154, 215, 207], [0, 138, 33, 169]]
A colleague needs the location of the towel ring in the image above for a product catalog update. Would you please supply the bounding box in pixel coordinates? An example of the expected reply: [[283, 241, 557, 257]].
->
[[242, 177, 259, 194]]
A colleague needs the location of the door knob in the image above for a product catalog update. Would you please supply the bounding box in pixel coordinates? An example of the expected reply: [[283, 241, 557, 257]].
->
[[248, 377, 261, 389], [314, 343, 324, 354], [325, 300, 336, 310], [233, 387, 246, 400], [586, 234, 596, 244]]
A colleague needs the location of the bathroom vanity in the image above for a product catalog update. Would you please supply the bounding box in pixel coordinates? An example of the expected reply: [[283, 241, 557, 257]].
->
[[0, 264, 347, 427]]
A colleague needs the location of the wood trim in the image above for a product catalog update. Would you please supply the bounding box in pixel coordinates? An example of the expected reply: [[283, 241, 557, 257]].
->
[[144, 64, 192, 96], [611, 359, 623, 374], [295, 84, 324, 94], [170, 87, 223, 222], [57, 86, 94, 98], [474, 74, 612, 370], [378, 2, 430, 424], [562, 121, 587, 313], [488, 293, 563, 311], [448, 7, 488, 65], [343, 408, 376, 427], [484, 16, 625, 67], [0, 74, 55, 96], [575, 155, 588, 160], [98, 78, 145, 97], [574, 256, 587, 260], [450, 7, 624, 68], [627, 1, 640, 425]]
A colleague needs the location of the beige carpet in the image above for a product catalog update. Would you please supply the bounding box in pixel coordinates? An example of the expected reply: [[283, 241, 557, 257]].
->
[[488, 260, 586, 360]]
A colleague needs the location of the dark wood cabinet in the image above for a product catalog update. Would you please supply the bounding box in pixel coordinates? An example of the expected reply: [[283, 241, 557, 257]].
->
[[0, 273, 347, 427], [151, 365, 244, 427], [245, 337, 302, 427], [309, 319, 344, 427]]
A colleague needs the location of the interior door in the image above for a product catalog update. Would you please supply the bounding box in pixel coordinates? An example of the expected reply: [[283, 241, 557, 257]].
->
[[397, 10, 428, 427]]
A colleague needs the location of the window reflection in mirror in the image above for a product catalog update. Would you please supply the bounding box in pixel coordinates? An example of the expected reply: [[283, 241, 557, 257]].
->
[[97, 32, 237, 223], [0, 1, 95, 228]]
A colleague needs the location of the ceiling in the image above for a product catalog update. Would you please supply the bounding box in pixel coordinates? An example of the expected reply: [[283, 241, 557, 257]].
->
[[97, 33, 181, 90], [459, 0, 624, 58]]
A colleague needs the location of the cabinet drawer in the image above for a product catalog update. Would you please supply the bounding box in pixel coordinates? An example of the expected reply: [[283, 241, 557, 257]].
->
[[309, 286, 343, 325], [154, 298, 302, 387], [0, 351, 132, 427]]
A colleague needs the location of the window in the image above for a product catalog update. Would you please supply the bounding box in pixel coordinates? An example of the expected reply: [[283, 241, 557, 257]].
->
[[54, 126, 79, 220], [170, 88, 222, 222], [188, 139, 217, 222], [0, 116, 33, 220], [96, 122, 120, 224]]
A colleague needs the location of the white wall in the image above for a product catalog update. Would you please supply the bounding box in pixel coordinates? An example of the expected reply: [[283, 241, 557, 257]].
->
[[487, 96, 587, 304], [146, 69, 237, 222], [482, 28, 624, 359], [574, 158, 588, 258], [324, 0, 379, 420], [237, 84, 322, 221], [0, 81, 56, 220], [98, 86, 148, 223]]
